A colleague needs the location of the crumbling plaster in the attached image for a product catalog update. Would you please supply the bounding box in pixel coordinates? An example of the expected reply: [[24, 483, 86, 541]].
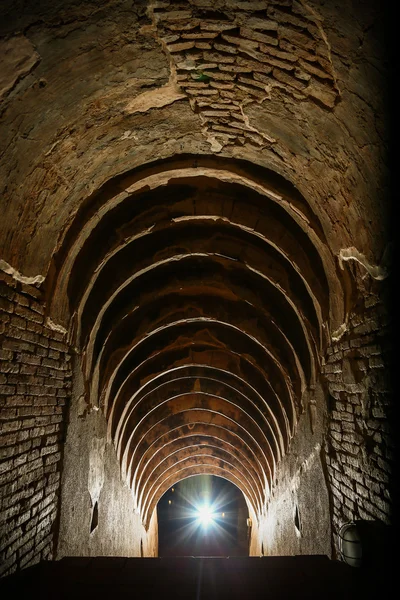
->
[[0, 0, 390, 279]]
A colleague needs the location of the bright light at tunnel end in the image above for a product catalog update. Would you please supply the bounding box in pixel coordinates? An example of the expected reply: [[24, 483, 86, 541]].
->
[[195, 504, 216, 527]]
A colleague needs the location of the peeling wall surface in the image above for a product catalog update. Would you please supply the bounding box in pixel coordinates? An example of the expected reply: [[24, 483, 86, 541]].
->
[[0, 0, 393, 578]]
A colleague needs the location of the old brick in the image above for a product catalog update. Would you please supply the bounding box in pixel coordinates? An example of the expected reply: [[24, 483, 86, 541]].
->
[[330, 430, 341, 443], [0, 348, 14, 361], [242, 17, 278, 31], [40, 444, 59, 457], [20, 548, 35, 568], [238, 75, 268, 90], [18, 353, 41, 366], [225, 0, 269, 10], [0, 419, 22, 433], [369, 467, 389, 484], [236, 83, 267, 99], [340, 488, 355, 508], [10, 315, 26, 330], [182, 32, 218, 40], [26, 321, 43, 335], [214, 42, 238, 55], [15, 305, 43, 324], [168, 40, 195, 53], [45, 451, 61, 465], [202, 70, 235, 81], [0, 278, 16, 296], [240, 27, 279, 47], [158, 10, 192, 22], [203, 52, 235, 64], [376, 456, 391, 473], [200, 22, 236, 32], [235, 57, 272, 76], [0, 297, 14, 313]]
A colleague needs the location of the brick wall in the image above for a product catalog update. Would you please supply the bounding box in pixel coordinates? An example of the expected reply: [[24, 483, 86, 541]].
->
[[322, 289, 393, 555], [0, 271, 72, 577], [150, 0, 340, 153]]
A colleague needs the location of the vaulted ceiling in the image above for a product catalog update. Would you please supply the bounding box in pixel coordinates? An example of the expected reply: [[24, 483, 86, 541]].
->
[[0, 0, 390, 526]]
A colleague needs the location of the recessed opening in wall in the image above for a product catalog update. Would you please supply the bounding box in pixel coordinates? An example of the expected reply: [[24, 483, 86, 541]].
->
[[294, 504, 301, 537], [90, 501, 99, 533], [157, 475, 249, 557]]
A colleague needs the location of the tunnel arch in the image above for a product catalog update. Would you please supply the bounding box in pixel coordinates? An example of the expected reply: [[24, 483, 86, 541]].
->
[[137, 435, 264, 512], [46, 155, 347, 335], [0, 0, 392, 573], [40, 151, 351, 531], [146, 466, 256, 530], [156, 473, 252, 558], [116, 374, 282, 471]]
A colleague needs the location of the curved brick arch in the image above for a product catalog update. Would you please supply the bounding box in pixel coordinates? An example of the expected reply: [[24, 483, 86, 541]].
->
[[82, 230, 320, 381], [107, 341, 291, 450], [66, 178, 329, 334], [115, 365, 284, 459], [47, 157, 345, 334], [141, 454, 260, 524], [116, 375, 281, 471], [88, 254, 318, 409], [107, 308, 304, 448], [136, 434, 265, 510], [74, 209, 325, 351], [126, 409, 273, 495], [102, 291, 309, 404], [120, 390, 276, 490], [139, 446, 261, 517], [134, 423, 268, 507], [105, 320, 294, 441]]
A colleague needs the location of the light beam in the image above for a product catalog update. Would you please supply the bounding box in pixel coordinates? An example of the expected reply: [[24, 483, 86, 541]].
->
[[196, 504, 215, 527]]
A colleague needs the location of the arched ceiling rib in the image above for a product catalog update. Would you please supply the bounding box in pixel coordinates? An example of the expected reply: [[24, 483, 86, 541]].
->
[[104, 321, 294, 441], [115, 367, 284, 461], [135, 425, 266, 506], [96, 289, 309, 394], [141, 453, 260, 526], [86, 253, 317, 405], [77, 216, 322, 347], [123, 390, 276, 487], [117, 375, 281, 470], [136, 435, 264, 510], [126, 407, 273, 494], [47, 156, 346, 333], [46, 153, 348, 526]]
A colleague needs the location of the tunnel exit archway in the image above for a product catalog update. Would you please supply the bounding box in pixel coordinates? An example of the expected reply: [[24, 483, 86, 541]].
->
[[157, 475, 249, 557]]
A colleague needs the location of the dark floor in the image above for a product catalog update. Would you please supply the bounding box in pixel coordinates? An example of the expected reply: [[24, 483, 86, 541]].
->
[[0, 554, 392, 600]]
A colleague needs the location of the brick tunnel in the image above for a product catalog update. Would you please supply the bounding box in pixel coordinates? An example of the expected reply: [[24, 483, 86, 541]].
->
[[0, 0, 395, 596]]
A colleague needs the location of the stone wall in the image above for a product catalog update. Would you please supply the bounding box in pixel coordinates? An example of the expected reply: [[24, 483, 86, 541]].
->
[[56, 360, 158, 559], [0, 271, 72, 576], [251, 278, 393, 560], [322, 282, 393, 555], [252, 384, 332, 557]]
